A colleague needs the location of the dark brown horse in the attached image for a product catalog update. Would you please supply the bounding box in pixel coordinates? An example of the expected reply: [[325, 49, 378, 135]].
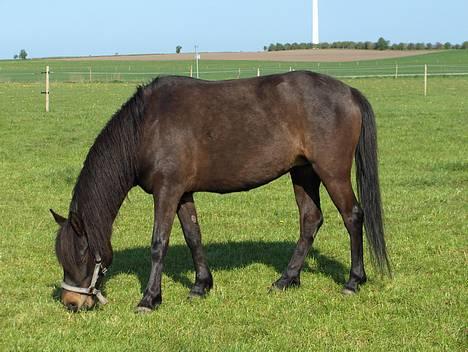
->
[[51, 71, 390, 313]]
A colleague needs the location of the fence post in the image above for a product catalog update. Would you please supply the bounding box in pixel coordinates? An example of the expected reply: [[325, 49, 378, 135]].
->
[[238, 68, 240, 79], [395, 64, 398, 79], [190, 65, 193, 78], [41, 66, 50, 112], [424, 64, 428, 96], [89, 67, 92, 83], [257, 67, 260, 77]]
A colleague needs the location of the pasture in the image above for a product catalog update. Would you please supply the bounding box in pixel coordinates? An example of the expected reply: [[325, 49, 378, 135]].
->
[[1, 50, 468, 82], [0, 54, 467, 350]]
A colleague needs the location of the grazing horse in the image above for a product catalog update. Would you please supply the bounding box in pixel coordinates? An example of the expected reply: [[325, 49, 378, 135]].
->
[[51, 71, 390, 313]]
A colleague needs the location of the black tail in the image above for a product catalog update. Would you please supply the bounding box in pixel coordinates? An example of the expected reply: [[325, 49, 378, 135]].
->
[[352, 88, 391, 276]]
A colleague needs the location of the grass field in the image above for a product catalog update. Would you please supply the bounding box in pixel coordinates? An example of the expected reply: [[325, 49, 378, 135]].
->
[[0, 55, 467, 350], [1, 50, 468, 82]]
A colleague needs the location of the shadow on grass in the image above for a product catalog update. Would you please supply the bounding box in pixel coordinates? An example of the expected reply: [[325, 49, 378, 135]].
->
[[110, 241, 348, 293], [50, 241, 348, 303]]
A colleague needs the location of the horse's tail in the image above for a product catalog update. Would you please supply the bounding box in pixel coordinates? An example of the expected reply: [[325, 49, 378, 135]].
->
[[352, 87, 391, 276]]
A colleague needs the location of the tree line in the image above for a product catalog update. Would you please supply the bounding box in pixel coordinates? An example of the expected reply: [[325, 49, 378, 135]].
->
[[265, 38, 468, 51]]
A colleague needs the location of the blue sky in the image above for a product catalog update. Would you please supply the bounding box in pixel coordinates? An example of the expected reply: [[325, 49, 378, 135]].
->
[[1, 0, 467, 59]]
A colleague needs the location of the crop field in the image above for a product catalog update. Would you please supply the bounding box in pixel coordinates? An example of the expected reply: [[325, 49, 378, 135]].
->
[[0, 51, 467, 351]]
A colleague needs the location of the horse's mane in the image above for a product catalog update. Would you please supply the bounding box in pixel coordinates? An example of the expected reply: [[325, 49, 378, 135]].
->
[[57, 79, 158, 270]]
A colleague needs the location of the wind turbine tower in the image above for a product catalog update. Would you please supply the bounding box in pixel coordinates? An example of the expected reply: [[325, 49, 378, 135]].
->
[[312, 0, 319, 45]]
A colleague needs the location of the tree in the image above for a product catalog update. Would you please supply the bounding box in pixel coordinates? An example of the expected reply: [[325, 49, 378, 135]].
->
[[19, 49, 27, 59], [444, 42, 452, 49], [13, 54, 18, 59], [176, 45, 182, 54], [462, 41, 468, 49], [365, 41, 375, 50], [375, 37, 389, 50]]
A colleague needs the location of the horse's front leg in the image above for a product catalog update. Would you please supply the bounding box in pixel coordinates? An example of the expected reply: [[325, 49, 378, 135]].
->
[[136, 185, 182, 313], [177, 193, 213, 298]]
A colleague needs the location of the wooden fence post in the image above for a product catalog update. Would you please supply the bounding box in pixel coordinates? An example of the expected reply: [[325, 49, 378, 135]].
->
[[41, 66, 50, 112]]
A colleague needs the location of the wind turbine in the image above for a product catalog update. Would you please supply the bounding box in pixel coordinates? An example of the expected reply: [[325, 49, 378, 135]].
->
[[312, 0, 319, 46]]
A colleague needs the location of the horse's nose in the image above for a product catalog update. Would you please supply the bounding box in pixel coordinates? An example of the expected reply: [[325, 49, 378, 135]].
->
[[66, 302, 79, 312]]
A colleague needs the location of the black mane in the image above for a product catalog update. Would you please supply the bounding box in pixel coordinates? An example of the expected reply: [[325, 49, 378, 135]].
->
[[56, 81, 154, 270]]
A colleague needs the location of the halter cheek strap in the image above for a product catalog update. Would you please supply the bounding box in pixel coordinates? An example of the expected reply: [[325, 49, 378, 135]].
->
[[61, 255, 108, 305]]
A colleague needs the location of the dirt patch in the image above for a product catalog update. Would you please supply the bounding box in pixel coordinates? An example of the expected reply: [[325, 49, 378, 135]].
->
[[57, 49, 434, 63]]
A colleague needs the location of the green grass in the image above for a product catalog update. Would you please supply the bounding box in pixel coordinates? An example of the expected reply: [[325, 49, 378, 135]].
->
[[0, 75, 467, 351], [0, 50, 467, 82]]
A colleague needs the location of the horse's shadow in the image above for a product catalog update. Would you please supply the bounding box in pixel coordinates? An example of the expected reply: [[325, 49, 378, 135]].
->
[[109, 241, 348, 293]]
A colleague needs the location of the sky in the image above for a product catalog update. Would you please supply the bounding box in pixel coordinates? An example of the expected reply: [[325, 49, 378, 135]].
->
[[1, 0, 467, 59]]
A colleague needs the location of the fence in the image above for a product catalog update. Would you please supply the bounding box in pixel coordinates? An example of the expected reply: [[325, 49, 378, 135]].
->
[[1, 63, 468, 83]]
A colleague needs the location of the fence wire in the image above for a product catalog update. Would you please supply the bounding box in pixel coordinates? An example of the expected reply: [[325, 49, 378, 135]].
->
[[1, 64, 468, 83]]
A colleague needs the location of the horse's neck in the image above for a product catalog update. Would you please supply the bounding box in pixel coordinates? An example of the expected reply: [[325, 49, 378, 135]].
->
[[70, 149, 135, 246]]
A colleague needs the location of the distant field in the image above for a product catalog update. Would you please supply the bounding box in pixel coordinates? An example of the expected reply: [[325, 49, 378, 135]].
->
[[53, 48, 435, 62], [0, 68, 467, 350], [0, 50, 467, 82]]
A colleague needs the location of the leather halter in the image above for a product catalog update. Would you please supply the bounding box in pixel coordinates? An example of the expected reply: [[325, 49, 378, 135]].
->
[[60, 254, 108, 305]]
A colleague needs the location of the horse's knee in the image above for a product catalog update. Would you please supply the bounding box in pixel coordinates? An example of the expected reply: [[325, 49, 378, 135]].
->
[[301, 208, 323, 239]]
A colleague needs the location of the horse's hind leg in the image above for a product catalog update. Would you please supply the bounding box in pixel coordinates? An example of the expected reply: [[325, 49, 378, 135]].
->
[[318, 173, 367, 294], [177, 193, 213, 297], [272, 165, 323, 290]]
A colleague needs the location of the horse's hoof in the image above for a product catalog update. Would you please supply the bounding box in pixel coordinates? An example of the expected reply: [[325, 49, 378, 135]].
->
[[188, 288, 207, 299], [135, 306, 153, 314], [270, 277, 300, 292], [342, 287, 356, 295]]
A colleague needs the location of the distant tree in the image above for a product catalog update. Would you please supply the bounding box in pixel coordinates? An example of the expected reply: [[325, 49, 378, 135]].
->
[[13, 54, 18, 59], [453, 44, 461, 49], [263, 46, 267, 51], [415, 42, 425, 50], [365, 41, 375, 50], [268, 43, 276, 51], [355, 41, 365, 49], [434, 42, 443, 50], [275, 43, 285, 51], [462, 41, 468, 49], [444, 42, 452, 49], [407, 43, 416, 50], [176, 45, 182, 54], [375, 37, 390, 50], [396, 42, 407, 50], [19, 49, 28, 59], [426, 43, 433, 50]]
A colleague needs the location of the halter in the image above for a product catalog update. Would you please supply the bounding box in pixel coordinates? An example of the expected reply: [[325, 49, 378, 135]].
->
[[60, 254, 108, 305]]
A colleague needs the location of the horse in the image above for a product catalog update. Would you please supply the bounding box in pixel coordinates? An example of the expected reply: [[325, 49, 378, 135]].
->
[[51, 71, 391, 313]]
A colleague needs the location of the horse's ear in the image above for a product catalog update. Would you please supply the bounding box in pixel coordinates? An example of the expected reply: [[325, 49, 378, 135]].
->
[[50, 209, 67, 226], [69, 211, 85, 237]]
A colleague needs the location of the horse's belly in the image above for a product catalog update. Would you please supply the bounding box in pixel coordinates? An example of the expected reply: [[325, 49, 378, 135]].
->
[[194, 152, 306, 193]]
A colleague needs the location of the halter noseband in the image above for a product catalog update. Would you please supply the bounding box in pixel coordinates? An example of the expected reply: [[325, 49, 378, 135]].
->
[[60, 254, 108, 305]]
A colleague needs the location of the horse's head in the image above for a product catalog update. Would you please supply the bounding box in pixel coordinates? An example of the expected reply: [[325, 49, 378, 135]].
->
[[50, 209, 107, 312]]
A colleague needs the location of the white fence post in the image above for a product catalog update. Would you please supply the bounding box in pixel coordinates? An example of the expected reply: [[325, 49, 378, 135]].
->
[[41, 66, 50, 112], [424, 64, 428, 96], [395, 64, 398, 79], [257, 67, 260, 77]]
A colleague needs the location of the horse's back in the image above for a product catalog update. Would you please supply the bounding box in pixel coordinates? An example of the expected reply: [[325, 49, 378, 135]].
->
[[137, 72, 361, 193]]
